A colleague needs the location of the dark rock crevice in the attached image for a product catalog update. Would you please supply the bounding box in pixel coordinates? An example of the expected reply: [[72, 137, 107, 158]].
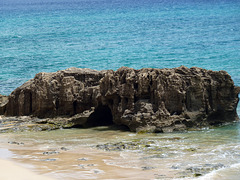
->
[[84, 105, 113, 128]]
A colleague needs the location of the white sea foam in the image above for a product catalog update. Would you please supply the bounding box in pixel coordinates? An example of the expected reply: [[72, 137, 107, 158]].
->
[[173, 163, 240, 180], [0, 148, 13, 159], [197, 163, 240, 180]]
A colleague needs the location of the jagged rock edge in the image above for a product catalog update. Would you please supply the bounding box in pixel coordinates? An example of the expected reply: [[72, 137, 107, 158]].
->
[[0, 66, 239, 133]]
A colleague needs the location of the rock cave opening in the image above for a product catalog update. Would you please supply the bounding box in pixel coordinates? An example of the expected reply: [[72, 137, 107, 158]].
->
[[207, 110, 226, 125], [84, 105, 114, 127]]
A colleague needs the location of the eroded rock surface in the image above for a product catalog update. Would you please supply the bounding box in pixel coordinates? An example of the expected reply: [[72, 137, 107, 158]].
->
[[0, 95, 8, 115], [1, 66, 239, 132]]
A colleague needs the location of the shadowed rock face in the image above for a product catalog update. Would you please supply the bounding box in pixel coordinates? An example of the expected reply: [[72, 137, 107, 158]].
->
[[1, 66, 239, 132], [0, 95, 8, 115]]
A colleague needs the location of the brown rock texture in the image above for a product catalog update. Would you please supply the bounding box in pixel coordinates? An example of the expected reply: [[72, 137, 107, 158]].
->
[[0, 94, 8, 115], [1, 66, 239, 132]]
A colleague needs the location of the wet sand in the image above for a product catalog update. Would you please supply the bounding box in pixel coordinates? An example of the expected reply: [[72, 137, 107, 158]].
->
[[1, 123, 240, 180], [0, 132, 166, 180], [2, 145, 164, 180]]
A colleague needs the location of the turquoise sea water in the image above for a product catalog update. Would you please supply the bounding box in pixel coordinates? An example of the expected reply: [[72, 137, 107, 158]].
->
[[1, 0, 240, 96]]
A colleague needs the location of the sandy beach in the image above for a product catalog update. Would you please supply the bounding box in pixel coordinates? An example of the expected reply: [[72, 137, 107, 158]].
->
[[1, 123, 240, 180], [0, 159, 55, 180]]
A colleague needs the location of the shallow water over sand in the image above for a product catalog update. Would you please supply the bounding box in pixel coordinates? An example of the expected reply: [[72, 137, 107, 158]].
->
[[0, 122, 240, 179]]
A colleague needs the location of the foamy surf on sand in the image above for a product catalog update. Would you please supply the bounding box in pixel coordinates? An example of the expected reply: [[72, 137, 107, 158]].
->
[[197, 163, 240, 180]]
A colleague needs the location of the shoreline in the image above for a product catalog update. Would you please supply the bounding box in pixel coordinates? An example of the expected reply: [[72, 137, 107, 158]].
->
[[0, 158, 55, 180], [0, 133, 160, 180], [1, 124, 240, 179]]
